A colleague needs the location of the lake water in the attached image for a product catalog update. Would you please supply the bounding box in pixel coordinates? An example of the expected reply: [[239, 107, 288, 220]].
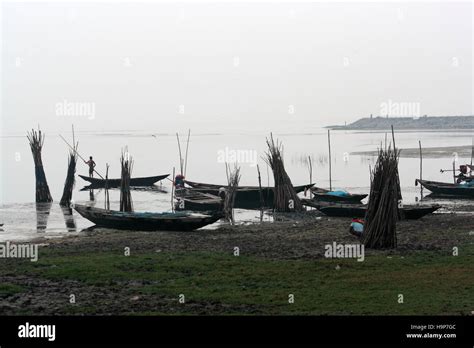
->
[[1, 127, 474, 242]]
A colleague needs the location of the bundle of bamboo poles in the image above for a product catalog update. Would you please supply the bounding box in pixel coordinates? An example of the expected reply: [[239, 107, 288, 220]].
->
[[59, 144, 78, 207], [265, 134, 303, 212], [223, 165, 241, 223], [119, 151, 134, 212], [362, 143, 401, 249], [27, 128, 53, 203]]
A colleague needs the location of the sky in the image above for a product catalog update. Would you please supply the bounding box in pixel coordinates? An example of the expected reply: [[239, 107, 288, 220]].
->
[[1, 1, 473, 134]]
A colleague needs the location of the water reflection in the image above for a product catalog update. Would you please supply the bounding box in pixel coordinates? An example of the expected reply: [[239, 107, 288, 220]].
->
[[61, 206, 77, 232], [36, 202, 52, 233]]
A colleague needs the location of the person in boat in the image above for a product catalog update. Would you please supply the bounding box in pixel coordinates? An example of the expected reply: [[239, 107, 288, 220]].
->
[[85, 156, 96, 177], [349, 218, 364, 237], [175, 174, 185, 188], [456, 164, 473, 183]]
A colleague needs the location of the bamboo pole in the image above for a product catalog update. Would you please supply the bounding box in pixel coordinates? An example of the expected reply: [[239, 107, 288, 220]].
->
[[453, 160, 456, 184], [308, 155, 312, 198], [176, 133, 184, 174], [418, 140, 422, 181], [257, 164, 264, 209], [184, 129, 191, 177], [471, 137, 473, 167], [257, 164, 264, 221], [104, 163, 110, 210], [327, 129, 332, 191], [171, 167, 175, 211], [72, 124, 75, 148], [419, 140, 423, 196]]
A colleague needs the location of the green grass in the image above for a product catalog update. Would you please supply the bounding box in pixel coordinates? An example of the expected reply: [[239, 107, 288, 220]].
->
[[0, 283, 25, 297], [1, 246, 473, 315]]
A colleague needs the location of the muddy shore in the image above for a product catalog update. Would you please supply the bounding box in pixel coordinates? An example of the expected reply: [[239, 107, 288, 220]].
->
[[34, 211, 474, 259], [1, 210, 473, 315]]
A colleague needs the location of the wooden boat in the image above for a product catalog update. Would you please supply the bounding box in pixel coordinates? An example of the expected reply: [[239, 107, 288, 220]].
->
[[311, 187, 367, 203], [74, 204, 222, 231], [415, 179, 474, 197], [174, 189, 223, 212], [184, 180, 314, 205], [316, 203, 440, 220], [78, 174, 169, 188]]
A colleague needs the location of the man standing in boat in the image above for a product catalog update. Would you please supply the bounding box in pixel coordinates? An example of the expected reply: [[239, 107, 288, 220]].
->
[[85, 156, 96, 177], [174, 173, 185, 188]]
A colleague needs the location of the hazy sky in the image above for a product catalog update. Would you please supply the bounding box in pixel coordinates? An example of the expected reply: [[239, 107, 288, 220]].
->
[[1, 1, 473, 134]]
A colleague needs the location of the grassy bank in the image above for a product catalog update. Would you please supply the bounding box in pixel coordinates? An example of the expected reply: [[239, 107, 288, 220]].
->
[[1, 243, 473, 315]]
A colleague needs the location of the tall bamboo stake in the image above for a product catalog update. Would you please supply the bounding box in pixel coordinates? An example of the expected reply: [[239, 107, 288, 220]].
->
[[363, 126, 401, 249], [59, 142, 78, 207], [104, 163, 110, 210], [328, 129, 332, 191], [223, 164, 241, 224], [176, 133, 184, 174], [257, 164, 264, 209], [184, 129, 191, 177], [119, 150, 133, 212], [27, 128, 53, 203], [257, 164, 264, 221], [471, 138, 473, 167], [419, 140, 423, 196], [171, 167, 175, 211], [363, 143, 400, 249], [265, 134, 303, 212], [453, 160, 456, 184], [308, 155, 313, 198]]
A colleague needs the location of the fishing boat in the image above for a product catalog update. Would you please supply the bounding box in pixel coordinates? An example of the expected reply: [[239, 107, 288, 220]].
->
[[174, 189, 223, 212], [74, 204, 222, 231], [184, 180, 314, 204], [311, 187, 367, 203], [316, 203, 440, 220], [415, 179, 474, 197], [78, 174, 169, 188]]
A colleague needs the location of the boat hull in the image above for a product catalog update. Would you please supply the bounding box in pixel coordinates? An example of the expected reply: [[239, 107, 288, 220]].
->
[[310, 188, 367, 203], [317, 203, 440, 220], [74, 204, 222, 231], [78, 174, 169, 188], [185, 180, 314, 206], [416, 179, 474, 197]]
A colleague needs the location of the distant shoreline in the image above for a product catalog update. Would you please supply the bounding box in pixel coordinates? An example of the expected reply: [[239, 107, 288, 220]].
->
[[352, 144, 473, 158], [327, 116, 474, 130]]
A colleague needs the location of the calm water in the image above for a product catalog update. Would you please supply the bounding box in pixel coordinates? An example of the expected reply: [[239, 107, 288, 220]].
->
[[1, 128, 474, 241]]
